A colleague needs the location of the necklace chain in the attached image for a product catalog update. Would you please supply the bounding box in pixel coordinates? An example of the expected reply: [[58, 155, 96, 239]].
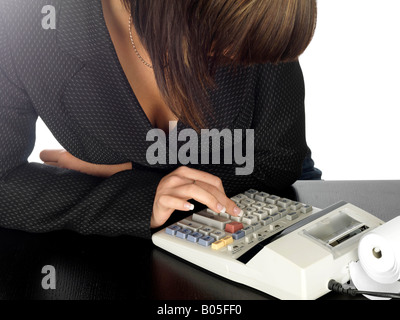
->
[[128, 16, 153, 69]]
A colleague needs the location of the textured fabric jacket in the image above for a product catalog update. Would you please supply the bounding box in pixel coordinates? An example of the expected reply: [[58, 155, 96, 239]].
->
[[0, 0, 309, 239]]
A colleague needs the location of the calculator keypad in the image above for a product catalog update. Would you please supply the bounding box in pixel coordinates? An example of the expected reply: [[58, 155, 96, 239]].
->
[[164, 190, 313, 259]]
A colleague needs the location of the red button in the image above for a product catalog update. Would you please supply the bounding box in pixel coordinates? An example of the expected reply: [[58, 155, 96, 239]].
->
[[225, 222, 244, 233]]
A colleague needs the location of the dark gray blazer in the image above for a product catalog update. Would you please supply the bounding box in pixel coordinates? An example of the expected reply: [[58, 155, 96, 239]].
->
[[0, 0, 309, 239]]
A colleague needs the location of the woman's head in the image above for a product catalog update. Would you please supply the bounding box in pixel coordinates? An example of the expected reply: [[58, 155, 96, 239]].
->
[[122, 0, 317, 130]]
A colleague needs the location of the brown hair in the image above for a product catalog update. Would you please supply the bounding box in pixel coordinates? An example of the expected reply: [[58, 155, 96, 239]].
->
[[122, 0, 317, 130]]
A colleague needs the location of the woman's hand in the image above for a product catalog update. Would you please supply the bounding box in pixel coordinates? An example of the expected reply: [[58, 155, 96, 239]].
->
[[40, 152, 242, 229], [40, 149, 132, 178], [151, 166, 243, 229]]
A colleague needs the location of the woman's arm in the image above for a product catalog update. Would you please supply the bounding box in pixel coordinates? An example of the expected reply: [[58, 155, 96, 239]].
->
[[39, 150, 242, 228], [0, 14, 163, 238], [40, 149, 133, 178]]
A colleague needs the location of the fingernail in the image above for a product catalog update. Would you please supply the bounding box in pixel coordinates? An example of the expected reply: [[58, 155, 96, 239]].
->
[[217, 203, 226, 214], [233, 206, 244, 217], [184, 203, 195, 211]]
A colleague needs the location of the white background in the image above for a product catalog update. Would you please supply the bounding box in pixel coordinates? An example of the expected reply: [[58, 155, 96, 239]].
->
[[29, 0, 400, 180], [300, 0, 400, 180]]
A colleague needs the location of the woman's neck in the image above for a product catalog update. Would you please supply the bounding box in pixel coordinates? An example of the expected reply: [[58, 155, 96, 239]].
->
[[101, 0, 151, 65]]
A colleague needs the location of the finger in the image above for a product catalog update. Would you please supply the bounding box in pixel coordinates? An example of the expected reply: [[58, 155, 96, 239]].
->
[[169, 183, 227, 215], [44, 161, 60, 167], [193, 180, 241, 217], [163, 170, 242, 216], [157, 195, 195, 212], [162, 174, 195, 189], [174, 166, 226, 194], [40, 149, 65, 162]]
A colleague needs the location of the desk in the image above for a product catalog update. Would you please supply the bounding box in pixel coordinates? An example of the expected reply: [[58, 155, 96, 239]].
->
[[0, 181, 399, 300]]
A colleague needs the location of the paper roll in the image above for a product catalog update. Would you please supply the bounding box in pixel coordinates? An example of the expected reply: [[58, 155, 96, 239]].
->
[[358, 216, 400, 284], [349, 261, 400, 300]]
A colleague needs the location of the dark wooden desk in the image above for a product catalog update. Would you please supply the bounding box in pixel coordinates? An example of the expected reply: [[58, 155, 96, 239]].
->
[[0, 181, 398, 301]]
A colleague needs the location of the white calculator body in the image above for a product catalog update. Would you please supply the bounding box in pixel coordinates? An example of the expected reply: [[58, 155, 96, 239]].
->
[[152, 190, 383, 300]]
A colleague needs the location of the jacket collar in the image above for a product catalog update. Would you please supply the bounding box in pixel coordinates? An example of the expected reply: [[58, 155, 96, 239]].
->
[[57, 1, 113, 61]]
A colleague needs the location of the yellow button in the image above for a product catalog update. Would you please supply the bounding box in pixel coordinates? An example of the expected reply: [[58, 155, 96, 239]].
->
[[211, 240, 225, 250], [222, 236, 234, 245]]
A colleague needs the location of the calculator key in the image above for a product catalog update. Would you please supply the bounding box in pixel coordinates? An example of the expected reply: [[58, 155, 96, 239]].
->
[[254, 192, 269, 202], [266, 195, 280, 204], [207, 208, 219, 215], [286, 212, 299, 221], [290, 202, 302, 210], [278, 208, 288, 217], [244, 189, 259, 199], [301, 205, 313, 214], [251, 201, 265, 209], [244, 207, 257, 215], [277, 198, 292, 208], [210, 230, 226, 240], [199, 226, 214, 235], [225, 222, 244, 233], [254, 210, 269, 220], [211, 240, 226, 250], [198, 236, 215, 247], [177, 219, 203, 231], [166, 225, 181, 236], [270, 213, 281, 221], [219, 211, 230, 219], [251, 222, 262, 231], [242, 226, 254, 235], [242, 215, 258, 225], [230, 215, 242, 223], [176, 228, 192, 239], [232, 230, 245, 240], [241, 198, 255, 206], [261, 216, 274, 226], [264, 204, 278, 215], [230, 194, 247, 203], [221, 236, 234, 246], [192, 211, 231, 230], [187, 232, 204, 243]]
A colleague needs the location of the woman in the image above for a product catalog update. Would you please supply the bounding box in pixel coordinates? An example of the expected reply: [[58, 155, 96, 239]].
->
[[0, 0, 318, 238]]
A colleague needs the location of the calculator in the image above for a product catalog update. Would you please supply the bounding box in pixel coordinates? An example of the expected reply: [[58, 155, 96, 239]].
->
[[152, 189, 383, 299]]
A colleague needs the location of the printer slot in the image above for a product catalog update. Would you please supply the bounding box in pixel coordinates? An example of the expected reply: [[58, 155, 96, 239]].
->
[[303, 211, 369, 249]]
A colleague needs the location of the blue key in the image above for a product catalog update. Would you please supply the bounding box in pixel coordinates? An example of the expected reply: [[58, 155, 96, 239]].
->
[[198, 236, 215, 247], [176, 228, 192, 239], [166, 225, 181, 236], [187, 232, 203, 243], [232, 230, 245, 240]]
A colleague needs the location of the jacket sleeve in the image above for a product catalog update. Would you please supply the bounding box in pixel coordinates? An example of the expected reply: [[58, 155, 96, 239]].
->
[[194, 61, 308, 197], [0, 14, 164, 238]]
